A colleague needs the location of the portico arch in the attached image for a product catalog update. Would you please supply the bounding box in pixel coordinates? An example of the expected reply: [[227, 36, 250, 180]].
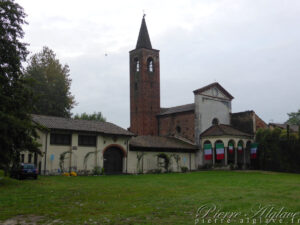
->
[[102, 144, 126, 174], [245, 140, 252, 165], [214, 140, 225, 165], [203, 140, 213, 165], [237, 140, 244, 167], [227, 139, 235, 164], [102, 144, 127, 157]]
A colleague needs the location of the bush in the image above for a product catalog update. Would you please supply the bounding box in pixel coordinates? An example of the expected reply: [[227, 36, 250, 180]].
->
[[157, 153, 171, 172], [92, 167, 102, 175], [181, 166, 188, 173]]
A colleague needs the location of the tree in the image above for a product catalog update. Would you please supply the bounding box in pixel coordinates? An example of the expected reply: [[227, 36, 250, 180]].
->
[[286, 109, 300, 125], [25, 46, 76, 118], [0, 0, 40, 175], [74, 112, 106, 122], [255, 128, 300, 172]]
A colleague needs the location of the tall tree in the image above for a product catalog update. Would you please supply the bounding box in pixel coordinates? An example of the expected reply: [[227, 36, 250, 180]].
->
[[74, 112, 106, 122], [286, 109, 300, 125], [25, 47, 76, 118], [0, 0, 40, 175]]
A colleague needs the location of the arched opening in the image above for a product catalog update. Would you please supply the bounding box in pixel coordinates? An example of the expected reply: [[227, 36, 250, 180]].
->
[[103, 146, 124, 174], [237, 140, 244, 168], [212, 118, 219, 125], [203, 140, 213, 164], [245, 141, 252, 167], [214, 140, 225, 165], [228, 140, 235, 164], [134, 58, 140, 72], [147, 57, 154, 72]]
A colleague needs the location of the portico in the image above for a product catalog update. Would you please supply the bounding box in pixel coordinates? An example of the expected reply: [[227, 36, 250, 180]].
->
[[200, 124, 253, 168]]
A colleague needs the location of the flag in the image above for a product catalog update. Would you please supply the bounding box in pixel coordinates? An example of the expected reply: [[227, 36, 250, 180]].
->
[[204, 144, 212, 160], [228, 144, 234, 154], [238, 144, 243, 153], [250, 143, 258, 159], [216, 143, 224, 160]]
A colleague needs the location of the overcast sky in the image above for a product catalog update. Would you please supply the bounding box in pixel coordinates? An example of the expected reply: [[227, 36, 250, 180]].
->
[[18, 0, 300, 128]]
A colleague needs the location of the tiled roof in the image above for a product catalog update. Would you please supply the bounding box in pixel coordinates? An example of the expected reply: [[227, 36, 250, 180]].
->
[[193, 82, 234, 100], [136, 16, 152, 49], [129, 135, 197, 151], [201, 124, 252, 137], [32, 114, 133, 136], [269, 123, 299, 133], [158, 103, 195, 116]]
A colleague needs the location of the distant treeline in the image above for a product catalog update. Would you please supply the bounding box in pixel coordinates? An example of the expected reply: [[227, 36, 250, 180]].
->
[[253, 128, 300, 173]]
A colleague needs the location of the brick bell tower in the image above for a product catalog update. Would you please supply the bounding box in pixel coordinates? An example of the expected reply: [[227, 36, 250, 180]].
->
[[129, 15, 160, 136]]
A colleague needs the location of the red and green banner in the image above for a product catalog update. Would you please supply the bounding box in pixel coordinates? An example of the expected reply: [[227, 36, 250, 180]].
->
[[228, 143, 234, 154], [250, 143, 258, 159], [238, 143, 243, 153], [216, 143, 224, 160], [204, 144, 212, 160]]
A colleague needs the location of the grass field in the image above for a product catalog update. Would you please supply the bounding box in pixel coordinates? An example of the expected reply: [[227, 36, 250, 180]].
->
[[0, 171, 300, 224]]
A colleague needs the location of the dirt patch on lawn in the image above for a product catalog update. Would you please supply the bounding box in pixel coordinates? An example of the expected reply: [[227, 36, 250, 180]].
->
[[0, 215, 45, 225]]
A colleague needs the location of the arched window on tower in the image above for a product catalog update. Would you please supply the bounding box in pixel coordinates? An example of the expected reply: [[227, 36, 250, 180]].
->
[[134, 58, 139, 72], [147, 57, 154, 72]]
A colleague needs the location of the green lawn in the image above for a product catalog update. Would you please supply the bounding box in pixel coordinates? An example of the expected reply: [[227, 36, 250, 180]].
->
[[0, 171, 300, 224]]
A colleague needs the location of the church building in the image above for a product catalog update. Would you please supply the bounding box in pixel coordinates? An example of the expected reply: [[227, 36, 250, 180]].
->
[[128, 16, 267, 171], [27, 16, 268, 175]]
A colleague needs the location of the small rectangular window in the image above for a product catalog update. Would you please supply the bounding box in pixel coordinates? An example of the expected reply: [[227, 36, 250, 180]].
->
[[50, 133, 71, 145], [78, 135, 96, 146]]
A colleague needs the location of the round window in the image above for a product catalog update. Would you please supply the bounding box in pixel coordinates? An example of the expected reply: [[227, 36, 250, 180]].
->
[[212, 118, 219, 125]]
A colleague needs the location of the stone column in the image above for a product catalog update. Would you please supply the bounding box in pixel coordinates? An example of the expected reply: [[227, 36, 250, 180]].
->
[[243, 145, 246, 169], [225, 146, 228, 166], [212, 147, 215, 166], [234, 146, 237, 167]]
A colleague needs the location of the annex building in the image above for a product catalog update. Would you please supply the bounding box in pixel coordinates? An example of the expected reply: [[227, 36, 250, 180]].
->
[[25, 16, 267, 175]]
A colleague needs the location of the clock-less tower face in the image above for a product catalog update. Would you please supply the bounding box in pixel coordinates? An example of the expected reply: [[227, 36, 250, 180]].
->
[[129, 17, 160, 136]]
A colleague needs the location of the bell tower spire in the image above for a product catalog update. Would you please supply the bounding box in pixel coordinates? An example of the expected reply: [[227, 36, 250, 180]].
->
[[136, 14, 152, 49], [129, 16, 160, 136]]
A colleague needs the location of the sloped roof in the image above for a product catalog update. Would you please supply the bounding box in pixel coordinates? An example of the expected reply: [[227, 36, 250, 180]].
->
[[129, 135, 197, 151], [269, 123, 299, 133], [158, 103, 195, 116], [136, 16, 152, 49], [201, 124, 252, 137], [193, 82, 234, 100], [32, 114, 133, 136], [231, 110, 254, 116]]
